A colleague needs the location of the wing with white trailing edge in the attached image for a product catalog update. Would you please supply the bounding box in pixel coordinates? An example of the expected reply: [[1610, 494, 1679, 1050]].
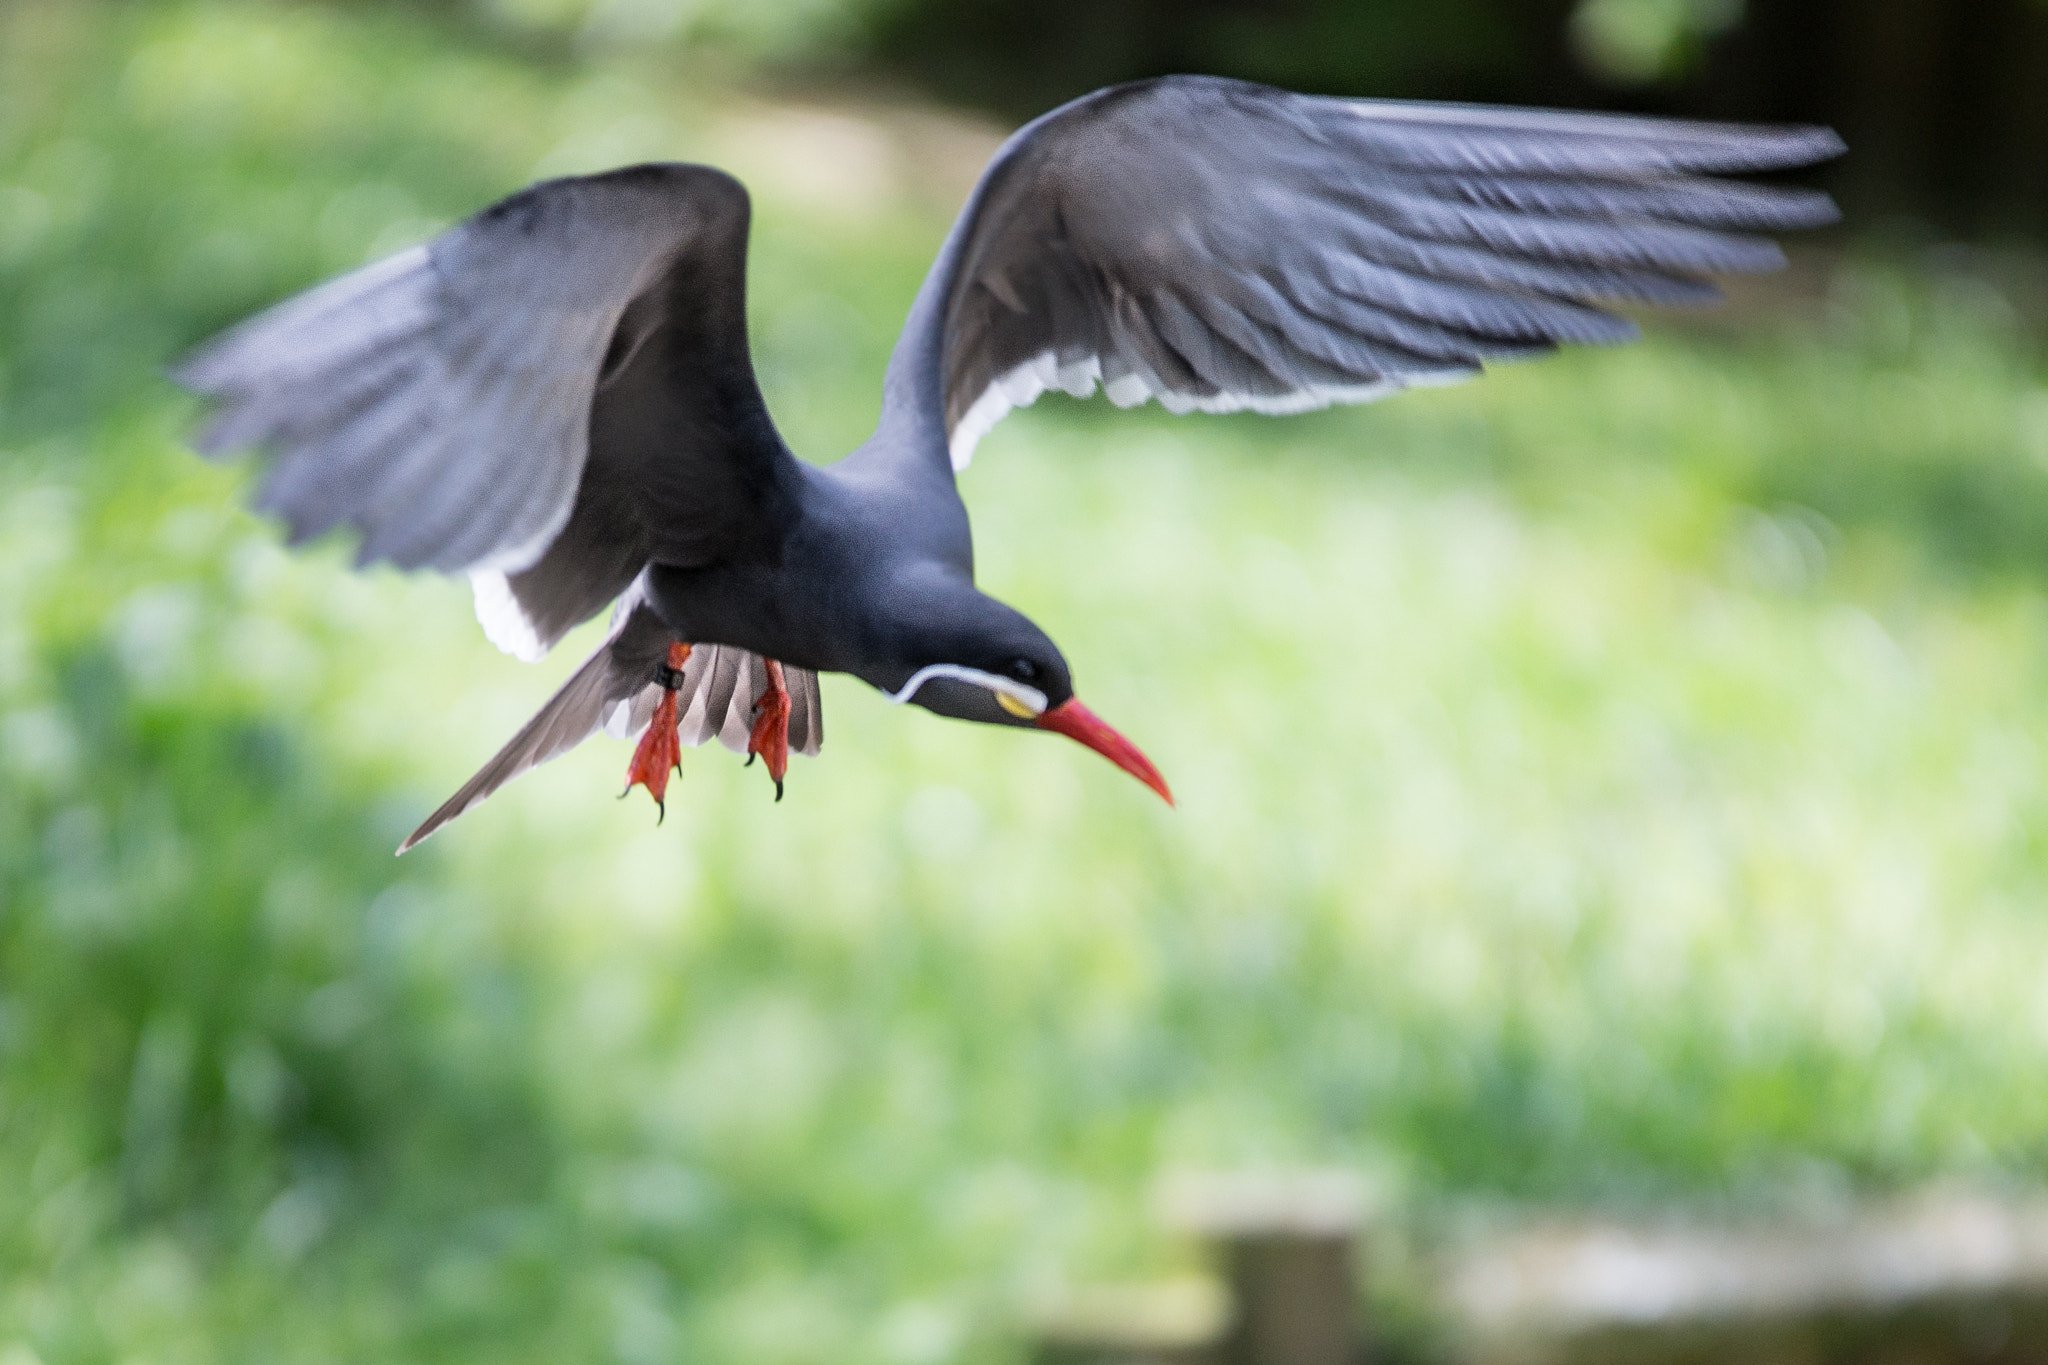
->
[[881, 75, 1843, 471], [179, 163, 796, 662]]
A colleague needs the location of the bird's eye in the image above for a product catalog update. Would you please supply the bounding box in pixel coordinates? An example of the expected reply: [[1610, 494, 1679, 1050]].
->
[[1007, 658, 1039, 684]]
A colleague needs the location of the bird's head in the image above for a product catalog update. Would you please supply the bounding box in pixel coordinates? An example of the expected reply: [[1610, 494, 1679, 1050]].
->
[[862, 573, 1172, 804]]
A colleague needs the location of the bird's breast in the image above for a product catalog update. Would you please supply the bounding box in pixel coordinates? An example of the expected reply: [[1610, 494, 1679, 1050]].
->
[[643, 549, 869, 676]]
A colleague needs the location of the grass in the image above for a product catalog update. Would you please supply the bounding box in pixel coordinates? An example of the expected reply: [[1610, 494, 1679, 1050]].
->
[[7, 3, 2048, 1363]]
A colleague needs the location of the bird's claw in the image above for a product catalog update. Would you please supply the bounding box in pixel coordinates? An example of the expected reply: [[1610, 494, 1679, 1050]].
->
[[624, 642, 691, 819], [749, 660, 791, 799], [617, 786, 667, 824]]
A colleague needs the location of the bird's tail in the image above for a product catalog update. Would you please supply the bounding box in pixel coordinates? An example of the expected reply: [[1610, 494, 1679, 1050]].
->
[[399, 590, 822, 854]]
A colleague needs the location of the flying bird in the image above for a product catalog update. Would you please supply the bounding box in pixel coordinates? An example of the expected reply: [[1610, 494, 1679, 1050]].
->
[[175, 75, 1843, 851]]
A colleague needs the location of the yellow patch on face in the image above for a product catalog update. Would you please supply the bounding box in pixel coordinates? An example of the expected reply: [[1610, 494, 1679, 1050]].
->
[[996, 690, 1042, 720]]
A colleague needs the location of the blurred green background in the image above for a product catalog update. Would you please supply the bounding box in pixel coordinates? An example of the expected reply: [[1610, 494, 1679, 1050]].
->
[[7, 1, 2048, 1362]]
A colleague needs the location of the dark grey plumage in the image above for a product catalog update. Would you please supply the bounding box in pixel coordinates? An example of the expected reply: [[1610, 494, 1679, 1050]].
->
[[176, 76, 1843, 848], [884, 77, 1843, 469], [178, 164, 785, 660]]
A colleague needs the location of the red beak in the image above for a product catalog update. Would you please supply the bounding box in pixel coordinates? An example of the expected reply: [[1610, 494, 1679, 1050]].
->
[[1035, 697, 1174, 805]]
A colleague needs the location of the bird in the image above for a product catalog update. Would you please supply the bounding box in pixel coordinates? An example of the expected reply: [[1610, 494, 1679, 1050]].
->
[[174, 75, 1843, 852]]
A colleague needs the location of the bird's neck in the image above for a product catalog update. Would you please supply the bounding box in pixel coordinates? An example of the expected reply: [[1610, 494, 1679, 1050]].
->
[[820, 441, 975, 572]]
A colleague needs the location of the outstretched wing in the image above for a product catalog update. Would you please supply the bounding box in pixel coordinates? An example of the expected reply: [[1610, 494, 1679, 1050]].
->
[[177, 163, 796, 661], [881, 76, 1843, 471]]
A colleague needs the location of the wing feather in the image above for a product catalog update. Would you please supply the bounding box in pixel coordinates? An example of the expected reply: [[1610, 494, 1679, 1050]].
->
[[180, 163, 792, 661], [397, 582, 674, 852], [877, 75, 1842, 471]]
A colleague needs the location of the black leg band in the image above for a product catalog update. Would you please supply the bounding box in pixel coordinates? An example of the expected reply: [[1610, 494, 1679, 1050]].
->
[[653, 662, 688, 691]]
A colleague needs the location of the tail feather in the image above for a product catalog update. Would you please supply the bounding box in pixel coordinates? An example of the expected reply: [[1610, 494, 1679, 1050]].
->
[[399, 584, 825, 853], [789, 665, 823, 755], [608, 642, 823, 759], [397, 639, 623, 853]]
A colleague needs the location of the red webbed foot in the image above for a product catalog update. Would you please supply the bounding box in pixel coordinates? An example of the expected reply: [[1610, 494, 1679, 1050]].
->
[[623, 642, 692, 820], [748, 659, 791, 801]]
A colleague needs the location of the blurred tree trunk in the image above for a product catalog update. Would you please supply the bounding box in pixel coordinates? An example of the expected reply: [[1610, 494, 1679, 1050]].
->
[[1696, 0, 2048, 238]]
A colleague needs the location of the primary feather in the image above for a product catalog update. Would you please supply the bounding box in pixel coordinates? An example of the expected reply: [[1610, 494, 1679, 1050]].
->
[[876, 76, 1842, 471], [177, 163, 783, 660]]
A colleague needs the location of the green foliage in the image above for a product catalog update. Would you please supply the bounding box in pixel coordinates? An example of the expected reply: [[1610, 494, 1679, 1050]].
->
[[469, 0, 887, 60], [1569, 0, 1743, 85], [9, 4, 2048, 1365]]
